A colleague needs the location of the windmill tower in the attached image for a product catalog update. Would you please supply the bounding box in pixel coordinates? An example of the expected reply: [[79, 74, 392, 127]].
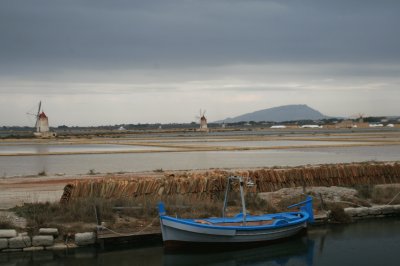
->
[[29, 101, 57, 138], [196, 109, 208, 132]]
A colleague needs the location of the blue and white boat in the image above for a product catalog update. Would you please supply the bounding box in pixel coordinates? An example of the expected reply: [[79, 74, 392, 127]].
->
[[158, 176, 314, 247]]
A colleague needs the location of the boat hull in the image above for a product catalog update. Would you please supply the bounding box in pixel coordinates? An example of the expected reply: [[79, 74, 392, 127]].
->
[[163, 229, 307, 249], [160, 216, 308, 246]]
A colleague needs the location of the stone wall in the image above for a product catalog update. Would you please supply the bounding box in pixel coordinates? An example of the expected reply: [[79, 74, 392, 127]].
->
[[0, 228, 83, 253], [344, 205, 400, 219]]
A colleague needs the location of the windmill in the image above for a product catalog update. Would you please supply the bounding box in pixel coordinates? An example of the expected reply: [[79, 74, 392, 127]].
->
[[195, 109, 208, 131], [26, 101, 56, 138], [34, 101, 42, 132]]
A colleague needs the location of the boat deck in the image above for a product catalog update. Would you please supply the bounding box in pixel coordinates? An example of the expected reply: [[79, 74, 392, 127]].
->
[[192, 212, 303, 227], [195, 219, 275, 226]]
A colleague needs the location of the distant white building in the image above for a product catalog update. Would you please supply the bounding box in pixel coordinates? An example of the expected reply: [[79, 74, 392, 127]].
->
[[369, 123, 383, 127], [300, 125, 322, 129], [270, 125, 287, 129]]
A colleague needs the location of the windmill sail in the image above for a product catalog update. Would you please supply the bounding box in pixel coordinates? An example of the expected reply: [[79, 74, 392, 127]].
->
[[35, 101, 42, 130]]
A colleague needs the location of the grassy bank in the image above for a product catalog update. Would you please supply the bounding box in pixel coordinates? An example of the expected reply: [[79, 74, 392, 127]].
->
[[8, 182, 400, 236]]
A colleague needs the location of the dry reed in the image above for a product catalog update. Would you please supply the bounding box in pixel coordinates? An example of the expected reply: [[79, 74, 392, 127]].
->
[[61, 162, 400, 202]]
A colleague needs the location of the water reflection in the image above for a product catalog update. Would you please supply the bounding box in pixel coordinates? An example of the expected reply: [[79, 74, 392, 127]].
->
[[34, 144, 49, 175], [0, 237, 315, 266], [163, 237, 315, 266], [0, 144, 170, 154]]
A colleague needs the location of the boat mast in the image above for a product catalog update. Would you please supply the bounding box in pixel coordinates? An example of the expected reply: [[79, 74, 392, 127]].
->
[[222, 178, 230, 218], [238, 177, 247, 224], [222, 176, 247, 225]]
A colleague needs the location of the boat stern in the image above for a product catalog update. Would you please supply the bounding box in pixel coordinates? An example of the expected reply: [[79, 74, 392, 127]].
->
[[288, 196, 314, 224], [300, 196, 314, 224], [157, 202, 168, 241]]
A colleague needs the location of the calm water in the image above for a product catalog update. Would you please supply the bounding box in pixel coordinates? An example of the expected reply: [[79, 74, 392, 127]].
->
[[0, 144, 171, 154], [0, 145, 399, 177], [162, 140, 370, 147], [0, 140, 369, 154], [0, 218, 399, 265]]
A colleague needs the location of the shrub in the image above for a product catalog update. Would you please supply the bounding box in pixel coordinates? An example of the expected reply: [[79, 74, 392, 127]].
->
[[0, 217, 15, 229], [371, 185, 400, 205], [38, 170, 46, 176], [354, 185, 373, 199], [88, 169, 96, 175], [329, 205, 352, 224]]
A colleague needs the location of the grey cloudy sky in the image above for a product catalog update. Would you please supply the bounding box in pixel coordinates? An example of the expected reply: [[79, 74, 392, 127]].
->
[[1, 0, 399, 126]]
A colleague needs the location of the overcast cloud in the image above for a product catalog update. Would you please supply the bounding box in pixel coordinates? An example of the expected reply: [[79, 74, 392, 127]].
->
[[0, 0, 399, 126]]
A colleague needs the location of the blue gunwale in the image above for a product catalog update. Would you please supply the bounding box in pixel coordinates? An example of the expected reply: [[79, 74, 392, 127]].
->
[[160, 211, 309, 231]]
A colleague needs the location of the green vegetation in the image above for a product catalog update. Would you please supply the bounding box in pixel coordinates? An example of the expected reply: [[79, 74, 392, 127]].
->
[[9, 191, 281, 234], [328, 205, 352, 223], [354, 185, 373, 199], [88, 169, 97, 175], [7, 182, 400, 234], [38, 170, 47, 176], [371, 185, 400, 205], [11, 199, 115, 235], [0, 216, 15, 229]]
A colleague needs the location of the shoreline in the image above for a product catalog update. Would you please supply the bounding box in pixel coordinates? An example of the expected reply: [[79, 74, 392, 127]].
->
[[1, 161, 400, 209]]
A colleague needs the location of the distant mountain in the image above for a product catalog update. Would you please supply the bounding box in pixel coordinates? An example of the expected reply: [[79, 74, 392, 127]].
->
[[217, 104, 328, 123]]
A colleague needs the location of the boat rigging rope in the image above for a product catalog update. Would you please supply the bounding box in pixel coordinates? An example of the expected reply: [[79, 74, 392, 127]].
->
[[98, 216, 159, 237], [385, 190, 400, 206]]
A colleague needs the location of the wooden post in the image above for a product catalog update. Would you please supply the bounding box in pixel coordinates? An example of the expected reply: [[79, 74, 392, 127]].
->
[[319, 193, 325, 210], [94, 205, 101, 226]]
